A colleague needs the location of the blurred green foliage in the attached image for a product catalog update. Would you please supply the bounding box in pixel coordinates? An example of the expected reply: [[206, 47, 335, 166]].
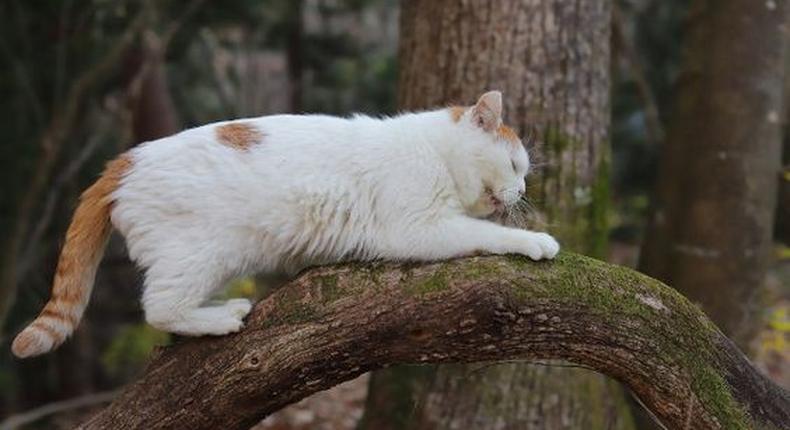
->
[[101, 324, 170, 381]]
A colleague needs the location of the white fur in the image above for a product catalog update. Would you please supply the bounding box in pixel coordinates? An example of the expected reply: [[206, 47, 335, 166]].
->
[[111, 92, 560, 336]]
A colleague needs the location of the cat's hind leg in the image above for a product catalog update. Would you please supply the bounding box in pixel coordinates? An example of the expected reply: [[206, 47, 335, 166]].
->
[[141, 266, 253, 336]]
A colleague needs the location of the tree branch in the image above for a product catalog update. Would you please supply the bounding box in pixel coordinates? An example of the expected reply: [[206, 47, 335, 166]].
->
[[79, 253, 789, 430]]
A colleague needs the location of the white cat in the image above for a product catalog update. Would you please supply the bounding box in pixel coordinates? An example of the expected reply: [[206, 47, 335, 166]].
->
[[12, 91, 559, 358]]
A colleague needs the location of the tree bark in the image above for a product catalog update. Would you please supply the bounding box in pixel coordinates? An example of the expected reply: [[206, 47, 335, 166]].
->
[[640, 0, 789, 349], [79, 254, 790, 430], [395, 0, 611, 256], [361, 1, 624, 428]]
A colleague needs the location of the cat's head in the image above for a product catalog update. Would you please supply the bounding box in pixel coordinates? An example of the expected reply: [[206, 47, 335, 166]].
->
[[445, 91, 530, 218]]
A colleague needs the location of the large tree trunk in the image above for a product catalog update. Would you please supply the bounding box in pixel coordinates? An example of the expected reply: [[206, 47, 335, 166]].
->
[[78, 254, 790, 430], [640, 0, 788, 349], [361, 1, 626, 428]]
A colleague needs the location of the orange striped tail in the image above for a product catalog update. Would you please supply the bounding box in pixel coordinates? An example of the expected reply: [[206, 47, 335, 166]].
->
[[12, 155, 131, 358]]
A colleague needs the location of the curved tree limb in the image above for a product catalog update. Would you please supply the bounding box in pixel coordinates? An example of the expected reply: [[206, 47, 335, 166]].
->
[[79, 253, 789, 430]]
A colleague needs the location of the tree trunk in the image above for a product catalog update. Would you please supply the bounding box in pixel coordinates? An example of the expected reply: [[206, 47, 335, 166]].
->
[[78, 254, 790, 430], [285, 0, 304, 113], [361, 1, 626, 428], [779, 17, 790, 246], [126, 44, 180, 143], [779, 150, 789, 245], [640, 0, 789, 349]]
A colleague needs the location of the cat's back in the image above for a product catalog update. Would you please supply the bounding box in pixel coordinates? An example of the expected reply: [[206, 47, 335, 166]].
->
[[113, 113, 397, 218], [123, 113, 363, 184], [130, 113, 354, 161]]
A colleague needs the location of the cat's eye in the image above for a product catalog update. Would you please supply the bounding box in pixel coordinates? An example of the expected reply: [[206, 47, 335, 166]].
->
[[511, 160, 518, 172]]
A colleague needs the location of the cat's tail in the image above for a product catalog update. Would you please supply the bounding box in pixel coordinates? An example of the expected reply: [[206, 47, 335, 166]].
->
[[11, 155, 132, 358]]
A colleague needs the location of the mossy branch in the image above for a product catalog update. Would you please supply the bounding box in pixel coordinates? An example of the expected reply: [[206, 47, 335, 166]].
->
[[79, 253, 789, 430]]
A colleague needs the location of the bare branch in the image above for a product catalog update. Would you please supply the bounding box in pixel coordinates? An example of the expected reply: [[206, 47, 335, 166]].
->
[[0, 390, 117, 430]]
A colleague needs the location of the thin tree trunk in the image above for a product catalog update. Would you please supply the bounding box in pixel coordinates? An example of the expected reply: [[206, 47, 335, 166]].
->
[[126, 44, 180, 143], [640, 0, 789, 349], [779, 19, 790, 246], [285, 0, 304, 113], [79, 254, 790, 430], [361, 1, 628, 429], [779, 150, 789, 245]]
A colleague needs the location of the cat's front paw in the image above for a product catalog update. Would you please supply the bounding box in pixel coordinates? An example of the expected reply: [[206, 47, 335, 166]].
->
[[520, 232, 560, 261]]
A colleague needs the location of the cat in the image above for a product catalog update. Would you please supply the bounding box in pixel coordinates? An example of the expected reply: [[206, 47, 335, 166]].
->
[[12, 91, 559, 358]]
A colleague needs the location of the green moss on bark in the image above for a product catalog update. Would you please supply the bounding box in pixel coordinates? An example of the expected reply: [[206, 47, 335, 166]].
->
[[537, 129, 610, 260], [587, 151, 610, 259], [294, 255, 755, 429], [408, 272, 450, 296], [317, 274, 341, 303], [505, 253, 751, 429]]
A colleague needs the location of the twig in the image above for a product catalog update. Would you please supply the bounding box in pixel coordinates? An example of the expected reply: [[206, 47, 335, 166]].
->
[[0, 390, 118, 430], [629, 390, 669, 430]]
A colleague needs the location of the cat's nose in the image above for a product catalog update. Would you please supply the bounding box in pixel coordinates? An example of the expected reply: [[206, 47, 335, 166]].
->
[[518, 189, 525, 197]]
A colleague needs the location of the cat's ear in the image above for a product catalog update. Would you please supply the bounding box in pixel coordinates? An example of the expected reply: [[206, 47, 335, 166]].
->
[[471, 91, 502, 132]]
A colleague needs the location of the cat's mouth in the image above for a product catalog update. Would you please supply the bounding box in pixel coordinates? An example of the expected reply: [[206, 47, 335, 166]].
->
[[485, 187, 504, 213]]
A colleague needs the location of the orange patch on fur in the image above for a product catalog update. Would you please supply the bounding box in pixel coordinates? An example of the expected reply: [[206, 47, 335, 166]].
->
[[216, 122, 262, 150], [449, 106, 467, 123], [497, 125, 519, 142], [40, 307, 68, 322]]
